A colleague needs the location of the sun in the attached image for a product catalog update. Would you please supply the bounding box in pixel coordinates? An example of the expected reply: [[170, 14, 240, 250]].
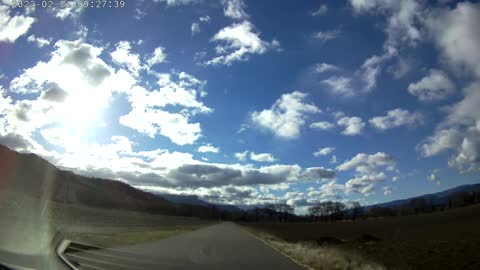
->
[[59, 89, 108, 139]]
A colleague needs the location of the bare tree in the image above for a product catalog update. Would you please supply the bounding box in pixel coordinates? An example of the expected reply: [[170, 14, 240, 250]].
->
[[351, 201, 363, 221]]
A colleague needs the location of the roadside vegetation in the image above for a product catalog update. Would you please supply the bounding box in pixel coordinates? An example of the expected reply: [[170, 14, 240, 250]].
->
[[245, 228, 385, 270], [244, 204, 480, 269]]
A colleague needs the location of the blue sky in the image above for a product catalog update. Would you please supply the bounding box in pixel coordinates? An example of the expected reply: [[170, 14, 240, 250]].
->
[[1, 0, 479, 212]]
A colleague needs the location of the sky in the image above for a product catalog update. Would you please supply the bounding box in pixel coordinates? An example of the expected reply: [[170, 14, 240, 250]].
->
[[0, 0, 479, 213]]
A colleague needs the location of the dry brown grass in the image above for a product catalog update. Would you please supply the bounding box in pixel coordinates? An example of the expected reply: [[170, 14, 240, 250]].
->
[[243, 204, 480, 269], [248, 229, 385, 270]]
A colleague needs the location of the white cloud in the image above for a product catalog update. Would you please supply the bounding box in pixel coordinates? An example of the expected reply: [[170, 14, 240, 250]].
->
[[3, 40, 192, 149], [322, 76, 355, 97], [199, 16, 210, 22], [191, 22, 200, 35], [369, 108, 422, 130], [337, 152, 396, 175], [349, 0, 422, 46], [310, 121, 335, 131], [426, 2, 480, 78], [234, 151, 248, 161], [419, 128, 462, 157], [419, 82, 480, 173], [345, 172, 386, 196], [191, 15, 211, 35], [350, 0, 423, 90], [205, 21, 278, 65], [146, 47, 167, 67], [153, 0, 201, 6], [119, 72, 211, 145], [0, 4, 35, 43], [6, 40, 134, 137], [197, 144, 220, 153], [250, 152, 276, 163], [311, 4, 328, 16], [314, 63, 339, 74], [383, 186, 393, 195], [27, 35, 52, 48], [111, 41, 142, 76], [50, 3, 84, 20], [389, 56, 413, 79], [359, 48, 396, 90], [312, 29, 341, 43], [392, 176, 399, 182], [251, 91, 320, 139], [308, 180, 344, 200], [221, 0, 248, 20], [428, 172, 441, 185], [330, 155, 337, 164], [408, 69, 454, 101], [337, 116, 365, 136], [313, 147, 335, 157], [421, 1, 480, 163]]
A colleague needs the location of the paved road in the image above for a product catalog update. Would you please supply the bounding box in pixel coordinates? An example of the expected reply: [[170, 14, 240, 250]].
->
[[67, 222, 305, 270]]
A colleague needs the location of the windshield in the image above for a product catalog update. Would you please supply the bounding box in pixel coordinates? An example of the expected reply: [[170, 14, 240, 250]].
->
[[1, 0, 480, 270]]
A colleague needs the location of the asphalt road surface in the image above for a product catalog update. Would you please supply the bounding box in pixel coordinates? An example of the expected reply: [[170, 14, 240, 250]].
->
[[67, 222, 306, 270]]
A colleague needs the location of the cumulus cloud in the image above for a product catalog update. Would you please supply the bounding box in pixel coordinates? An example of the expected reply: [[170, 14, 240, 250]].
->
[[419, 128, 462, 157], [337, 152, 396, 175], [310, 121, 335, 131], [383, 186, 393, 195], [234, 151, 248, 161], [313, 147, 335, 157], [221, 0, 248, 20], [308, 180, 345, 201], [418, 3, 480, 173], [6, 40, 133, 138], [426, 2, 480, 79], [205, 21, 278, 65], [119, 71, 212, 145], [251, 91, 320, 139], [369, 108, 422, 130], [301, 167, 336, 181], [250, 152, 276, 163], [197, 144, 220, 153], [0, 4, 35, 43], [345, 172, 386, 196], [337, 116, 365, 136], [408, 69, 454, 101], [146, 47, 167, 67], [111, 41, 143, 76]]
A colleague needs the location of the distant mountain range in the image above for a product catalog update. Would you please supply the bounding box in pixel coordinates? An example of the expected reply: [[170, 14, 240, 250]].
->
[[1, 144, 478, 216], [159, 194, 243, 212], [364, 183, 480, 210]]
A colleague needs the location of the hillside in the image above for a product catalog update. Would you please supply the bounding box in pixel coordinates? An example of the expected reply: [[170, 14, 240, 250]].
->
[[0, 144, 227, 218]]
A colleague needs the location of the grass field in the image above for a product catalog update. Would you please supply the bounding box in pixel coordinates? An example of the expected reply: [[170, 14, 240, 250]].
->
[[0, 190, 213, 256], [244, 204, 480, 270]]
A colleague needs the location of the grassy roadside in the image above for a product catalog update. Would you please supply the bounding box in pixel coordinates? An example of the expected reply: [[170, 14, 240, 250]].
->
[[242, 225, 385, 270], [63, 223, 215, 248]]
